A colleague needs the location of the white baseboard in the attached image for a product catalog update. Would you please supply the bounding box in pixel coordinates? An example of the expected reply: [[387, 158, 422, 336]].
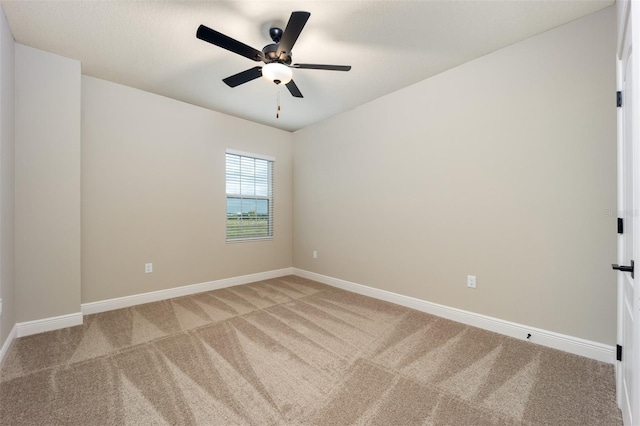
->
[[16, 312, 83, 338], [0, 268, 294, 347], [0, 324, 17, 367], [293, 268, 616, 364], [10, 267, 613, 363], [82, 267, 294, 315]]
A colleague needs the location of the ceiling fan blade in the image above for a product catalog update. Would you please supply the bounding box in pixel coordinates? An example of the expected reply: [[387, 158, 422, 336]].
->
[[285, 80, 303, 98], [197, 25, 264, 62], [292, 63, 351, 71], [223, 66, 263, 87], [276, 11, 311, 59]]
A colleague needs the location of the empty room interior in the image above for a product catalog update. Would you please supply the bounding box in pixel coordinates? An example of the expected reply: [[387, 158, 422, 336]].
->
[[0, 0, 636, 425]]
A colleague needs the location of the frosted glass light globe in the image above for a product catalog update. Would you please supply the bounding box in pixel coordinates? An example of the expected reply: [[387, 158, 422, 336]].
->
[[262, 63, 292, 85]]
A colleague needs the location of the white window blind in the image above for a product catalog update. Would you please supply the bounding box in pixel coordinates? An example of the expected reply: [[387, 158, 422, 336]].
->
[[225, 151, 274, 241]]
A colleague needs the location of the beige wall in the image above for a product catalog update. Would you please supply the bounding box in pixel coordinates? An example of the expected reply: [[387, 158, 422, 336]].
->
[[15, 44, 81, 322], [0, 6, 14, 345], [2, 6, 616, 350], [81, 76, 293, 303], [293, 8, 617, 345]]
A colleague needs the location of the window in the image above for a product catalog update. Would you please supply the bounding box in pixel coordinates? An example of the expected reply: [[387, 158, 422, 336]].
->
[[225, 150, 274, 241]]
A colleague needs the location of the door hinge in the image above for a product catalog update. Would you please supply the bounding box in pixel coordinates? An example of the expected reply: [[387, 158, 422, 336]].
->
[[618, 218, 624, 234], [617, 344, 622, 361], [617, 91, 623, 108]]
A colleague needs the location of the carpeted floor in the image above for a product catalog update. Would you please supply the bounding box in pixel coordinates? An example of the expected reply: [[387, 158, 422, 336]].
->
[[0, 275, 622, 425]]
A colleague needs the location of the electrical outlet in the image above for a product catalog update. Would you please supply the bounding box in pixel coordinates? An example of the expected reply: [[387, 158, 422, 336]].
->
[[145, 263, 153, 273], [312, 250, 318, 259], [467, 275, 476, 288]]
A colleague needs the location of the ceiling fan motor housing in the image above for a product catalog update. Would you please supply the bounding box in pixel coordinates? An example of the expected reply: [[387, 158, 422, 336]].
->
[[262, 34, 292, 65]]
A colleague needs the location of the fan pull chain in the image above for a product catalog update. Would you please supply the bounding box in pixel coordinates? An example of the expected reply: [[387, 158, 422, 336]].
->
[[276, 91, 281, 119]]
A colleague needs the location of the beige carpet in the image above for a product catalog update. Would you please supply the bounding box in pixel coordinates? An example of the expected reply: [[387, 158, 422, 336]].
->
[[0, 275, 622, 425]]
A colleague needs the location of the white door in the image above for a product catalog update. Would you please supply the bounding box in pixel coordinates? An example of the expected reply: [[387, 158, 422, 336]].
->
[[615, 1, 640, 424]]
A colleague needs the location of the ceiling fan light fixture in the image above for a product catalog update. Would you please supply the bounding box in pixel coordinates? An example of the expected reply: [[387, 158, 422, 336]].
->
[[262, 62, 292, 85]]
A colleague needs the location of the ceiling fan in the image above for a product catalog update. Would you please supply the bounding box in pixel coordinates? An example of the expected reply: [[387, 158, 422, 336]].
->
[[196, 11, 351, 98]]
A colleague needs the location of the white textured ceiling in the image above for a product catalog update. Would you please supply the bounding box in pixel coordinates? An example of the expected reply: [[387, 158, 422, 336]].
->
[[1, 0, 613, 132]]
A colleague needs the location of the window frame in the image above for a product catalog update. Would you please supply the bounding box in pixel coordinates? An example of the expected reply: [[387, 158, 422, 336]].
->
[[225, 149, 275, 242]]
